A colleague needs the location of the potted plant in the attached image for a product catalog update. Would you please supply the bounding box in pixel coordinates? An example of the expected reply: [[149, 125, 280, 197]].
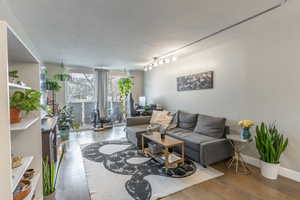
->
[[255, 122, 288, 180], [10, 89, 44, 123], [54, 73, 71, 82], [45, 79, 61, 91], [9, 70, 19, 83], [57, 105, 80, 131], [118, 78, 133, 121], [43, 145, 65, 200]]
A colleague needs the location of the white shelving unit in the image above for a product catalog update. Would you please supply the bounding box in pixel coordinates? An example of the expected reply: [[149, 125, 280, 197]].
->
[[0, 21, 43, 200], [24, 173, 41, 200], [9, 83, 31, 90], [11, 156, 33, 191], [11, 117, 39, 131]]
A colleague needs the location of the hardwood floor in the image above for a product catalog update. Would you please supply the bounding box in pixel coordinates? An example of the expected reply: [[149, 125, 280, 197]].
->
[[56, 127, 300, 200]]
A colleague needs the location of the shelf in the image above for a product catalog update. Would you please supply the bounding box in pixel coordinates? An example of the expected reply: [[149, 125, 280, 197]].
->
[[11, 156, 33, 192], [24, 173, 41, 200], [144, 148, 183, 165], [9, 83, 31, 90], [11, 117, 39, 131]]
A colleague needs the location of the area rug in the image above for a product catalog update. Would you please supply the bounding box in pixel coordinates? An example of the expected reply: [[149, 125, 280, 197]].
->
[[81, 141, 223, 200]]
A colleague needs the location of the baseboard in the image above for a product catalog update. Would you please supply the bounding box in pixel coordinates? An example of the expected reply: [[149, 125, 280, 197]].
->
[[241, 154, 300, 183]]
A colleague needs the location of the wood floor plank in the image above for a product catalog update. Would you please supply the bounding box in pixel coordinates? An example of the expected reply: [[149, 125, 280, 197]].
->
[[55, 128, 300, 200]]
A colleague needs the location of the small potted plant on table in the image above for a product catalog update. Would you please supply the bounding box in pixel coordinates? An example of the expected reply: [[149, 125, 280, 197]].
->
[[255, 122, 288, 180], [10, 89, 44, 123]]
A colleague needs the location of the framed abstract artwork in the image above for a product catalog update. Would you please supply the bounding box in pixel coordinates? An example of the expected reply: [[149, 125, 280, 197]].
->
[[177, 71, 214, 91]]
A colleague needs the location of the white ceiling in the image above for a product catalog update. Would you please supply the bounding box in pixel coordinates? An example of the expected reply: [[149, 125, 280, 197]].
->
[[3, 0, 279, 69]]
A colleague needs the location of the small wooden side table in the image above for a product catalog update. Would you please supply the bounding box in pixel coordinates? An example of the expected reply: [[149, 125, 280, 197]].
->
[[226, 134, 253, 174]]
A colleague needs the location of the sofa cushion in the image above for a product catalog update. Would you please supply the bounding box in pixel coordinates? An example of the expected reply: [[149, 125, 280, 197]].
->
[[194, 114, 226, 138], [166, 128, 215, 151], [177, 111, 198, 130]]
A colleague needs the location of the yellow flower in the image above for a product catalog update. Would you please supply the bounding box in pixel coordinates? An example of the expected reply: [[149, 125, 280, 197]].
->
[[239, 120, 255, 128]]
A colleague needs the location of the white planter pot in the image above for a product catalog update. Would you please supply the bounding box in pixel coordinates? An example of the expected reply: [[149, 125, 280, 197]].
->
[[260, 160, 280, 180]]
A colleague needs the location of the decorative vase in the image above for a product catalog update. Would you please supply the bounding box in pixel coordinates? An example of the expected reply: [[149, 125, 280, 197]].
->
[[44, 192, 56, 200], [260, 160, 280, 180], [240, 127, 251, 140], [160, 126, 167, 139], [10, 108, 21, 124]]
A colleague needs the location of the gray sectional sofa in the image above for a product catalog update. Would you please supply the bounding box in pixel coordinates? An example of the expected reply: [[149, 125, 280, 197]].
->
[[126, 111, 234, 167]]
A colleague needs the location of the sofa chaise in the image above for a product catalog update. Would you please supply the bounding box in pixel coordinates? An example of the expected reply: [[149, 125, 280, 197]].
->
[[126, 111, 234, 167]]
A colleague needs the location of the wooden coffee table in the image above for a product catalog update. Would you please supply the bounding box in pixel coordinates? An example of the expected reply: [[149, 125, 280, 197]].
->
[[142, 132, 184, 168]]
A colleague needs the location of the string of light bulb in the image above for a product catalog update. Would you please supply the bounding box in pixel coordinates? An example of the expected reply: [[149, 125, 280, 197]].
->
[[144, 56, 177, 71]]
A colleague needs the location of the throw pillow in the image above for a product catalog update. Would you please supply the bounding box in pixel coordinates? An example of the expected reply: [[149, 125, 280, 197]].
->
[[159, 114, 173, 128], [178, 111, 198, 130], [194, 114, 226, 138], [167, 112, 178, 129], [150, 110, 169, 125]]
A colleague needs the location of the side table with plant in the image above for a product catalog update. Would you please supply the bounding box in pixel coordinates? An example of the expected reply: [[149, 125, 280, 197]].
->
[[255, 122, 288, 180], [10, 89, 45, 124]]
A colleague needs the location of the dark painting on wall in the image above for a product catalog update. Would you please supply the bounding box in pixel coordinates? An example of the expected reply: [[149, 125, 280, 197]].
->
[[177, 71, 213, 91]]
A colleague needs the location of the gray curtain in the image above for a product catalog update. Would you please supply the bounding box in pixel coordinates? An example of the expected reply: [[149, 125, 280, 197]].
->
[[95, 69, 109, 118]]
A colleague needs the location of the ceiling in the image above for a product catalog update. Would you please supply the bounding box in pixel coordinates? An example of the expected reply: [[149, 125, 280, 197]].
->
[[2, 0, 279, 69]]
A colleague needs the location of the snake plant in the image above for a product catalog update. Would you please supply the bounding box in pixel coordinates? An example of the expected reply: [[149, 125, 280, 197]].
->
[[255, 123, 288, 164], [43, 144, 66, 196]]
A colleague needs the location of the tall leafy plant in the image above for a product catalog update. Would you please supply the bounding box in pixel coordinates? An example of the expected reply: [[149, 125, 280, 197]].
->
[[255, 123, 288, 164], [10, 89, 45, 114], [118, 78, 133, 119]]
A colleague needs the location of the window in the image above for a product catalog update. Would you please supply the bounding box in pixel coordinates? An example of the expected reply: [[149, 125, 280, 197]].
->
[[65, 72, 96, 128], [66, 72, 96, 103]]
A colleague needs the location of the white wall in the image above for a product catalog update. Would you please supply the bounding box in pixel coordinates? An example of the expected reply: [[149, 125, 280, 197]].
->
[[145, 0, 300, 172], [130, 70, 145, 103], [0, 0, 40, 60]]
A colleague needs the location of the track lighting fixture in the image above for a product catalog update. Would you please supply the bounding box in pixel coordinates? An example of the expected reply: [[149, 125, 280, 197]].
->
[[143, 0, 287, 72]]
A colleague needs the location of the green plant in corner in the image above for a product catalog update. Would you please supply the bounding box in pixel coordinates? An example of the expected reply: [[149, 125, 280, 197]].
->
[[255, 122, 288, 164], [118, 78, 133, 119], [10, 89, 45, 115]]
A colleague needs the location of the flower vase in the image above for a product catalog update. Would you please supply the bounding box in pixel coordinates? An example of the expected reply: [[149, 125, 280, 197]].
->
[[241, 128, 251, 140]]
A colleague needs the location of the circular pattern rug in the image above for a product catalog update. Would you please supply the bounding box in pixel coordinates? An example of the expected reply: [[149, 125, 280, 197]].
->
[[82, 141, 197, 200]]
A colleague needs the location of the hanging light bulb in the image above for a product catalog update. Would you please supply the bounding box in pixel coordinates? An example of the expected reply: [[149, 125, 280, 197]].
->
[[154, 62, 158, 67], [159, 59, 164, 65], [144, 66, 148, 71], [165, 58, 170, 64], [172, 56, 177, 62], [148, 65, 153, 70]]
